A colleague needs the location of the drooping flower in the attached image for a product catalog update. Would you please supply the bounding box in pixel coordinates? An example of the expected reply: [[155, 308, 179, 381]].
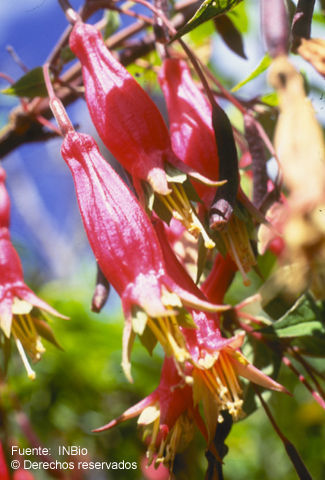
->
[[158, 56, 219, 207], [46, 86, 227, 381], [159, 58, 256, 284], [182, 316, 287, 439], [0, 167, 64, 379], [95, 325, 286, 468], [69, 21, 224, 249], [154, 219, 286, 438], [94, 357, 208, 469], [94, 226, 286, 465]]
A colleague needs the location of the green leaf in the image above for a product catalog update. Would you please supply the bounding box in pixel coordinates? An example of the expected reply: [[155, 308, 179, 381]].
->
[[34, 318, 63, 350], [103, 10, 120, 39], [177, 309, 198, 329], [0, 334, 12, 375], [261, 92, 279, 107], [214, 15, 247, 58], [259, 264, 302, 319], [143, 182, 155, 212], [242, 335, 281, 417], [261, 294, 325, 338], [292, 335, 325, 358], [183, 177, 202, 202], [139, 326, 157, 356], [231, 54, 272, 92], [196, 235, 208, 284], [171, 0, 243, 41], [227, 2, 248, 33], [188, 19, 215, 46], [127, 52, 160, 91], [60, 46, 75, 64], [314, 13, 325, 25], [153, 194, 173, 224], [210, 230, 227, 257], [1, 67, 49, 98]]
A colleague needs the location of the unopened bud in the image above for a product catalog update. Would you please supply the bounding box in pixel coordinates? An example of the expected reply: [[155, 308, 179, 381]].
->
[[261, 0, 289, 58], [91, 264, 110, 313]]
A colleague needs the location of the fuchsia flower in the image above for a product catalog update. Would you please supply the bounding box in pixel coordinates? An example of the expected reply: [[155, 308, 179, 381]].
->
[[46, 85, 227, 380], [69, 21, 223, 249], [94, 357, 208, 468], [95, 227, 286, 467], [0, 168, 64, 379], [154, 219, 286, 435], [158, 57, 219, 206], [159, 58, 256, 284]]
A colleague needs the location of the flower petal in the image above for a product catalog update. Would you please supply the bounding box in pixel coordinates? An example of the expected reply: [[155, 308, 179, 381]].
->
[[231, 353, 288, 393]]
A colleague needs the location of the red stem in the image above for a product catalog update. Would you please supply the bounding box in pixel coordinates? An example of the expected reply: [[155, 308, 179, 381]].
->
[[282, 356, 325, 410], [289, 348, 325, 399]]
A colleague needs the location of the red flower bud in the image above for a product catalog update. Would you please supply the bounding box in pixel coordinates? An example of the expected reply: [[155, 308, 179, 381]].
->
[[94, 357, 205, 468], [69, 21, 171, 195], [158, 58, 219, 205], [158, 58, 255, 283], [69, 21, 221, 248], [59, 129, 226, 380], [261, 0, 289, 58]]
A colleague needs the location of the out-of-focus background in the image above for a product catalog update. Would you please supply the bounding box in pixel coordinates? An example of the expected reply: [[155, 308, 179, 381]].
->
[[0, 0, 325, 478]]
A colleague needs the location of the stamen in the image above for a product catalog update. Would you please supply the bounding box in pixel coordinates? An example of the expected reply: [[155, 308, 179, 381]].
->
[[146, 416, 161, 465], [197, 351, 243, 420], [165, 420, 181, 465], [11, 315, 45, 362], [219, 353, 243, 415], [159, 183, 215, 249], [146, 315, 190, 365], [14, 338, 36, 380]]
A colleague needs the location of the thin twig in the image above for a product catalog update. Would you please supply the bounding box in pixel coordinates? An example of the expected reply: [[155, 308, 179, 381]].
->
[[0, 0, 200, 160], [282, 356, 325, 410], [289, 347, 325, 399], [255, 387, 313, 480]]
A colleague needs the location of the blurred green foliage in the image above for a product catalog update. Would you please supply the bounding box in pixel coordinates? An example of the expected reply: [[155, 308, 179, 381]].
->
[[1, 266, 323, 479]]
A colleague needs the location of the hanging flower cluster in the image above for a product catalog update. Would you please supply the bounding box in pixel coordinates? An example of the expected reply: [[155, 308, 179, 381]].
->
[[38, 17, 289, 471], [1, 1, 325, 477]]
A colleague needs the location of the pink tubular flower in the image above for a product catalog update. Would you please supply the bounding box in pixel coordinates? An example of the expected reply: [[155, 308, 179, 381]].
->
[[0, 168, 65, 379], [94, 357, 208, 469], [69, 21, 222, 249], [158, 57, 219, 206], [94, 224, 286, 464], [95, 326, 285, 468], [159, 58, 256, 284], [154, 219, 286, 437], [55, 117, 227, 380]]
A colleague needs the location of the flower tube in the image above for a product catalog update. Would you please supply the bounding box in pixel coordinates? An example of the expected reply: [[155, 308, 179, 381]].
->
[[45, 87, 228, 381], [68, 21, 225, 249], [159, 58, 256, 284], [94, 357, 207, 470], [154, 218, 286, 439]]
